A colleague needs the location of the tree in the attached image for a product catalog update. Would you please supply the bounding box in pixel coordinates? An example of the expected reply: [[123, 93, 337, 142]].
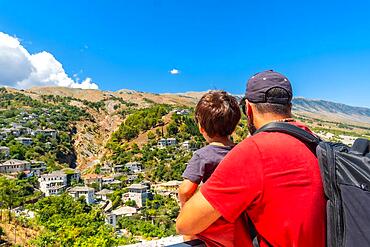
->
[[147, 131, 155, 140], [155, 129, 162, 137], [125, 200, 137, 207], [131, 143, 140, 154], [166, 122, 178, 136], [0, 177, 23, 222], [30, 193, 127, 246], [117, 194, 179, 238], [90, 182, 101, 192]]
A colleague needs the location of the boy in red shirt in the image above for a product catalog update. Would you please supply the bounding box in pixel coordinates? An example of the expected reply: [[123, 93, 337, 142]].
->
[[178, 90, 244, 246]]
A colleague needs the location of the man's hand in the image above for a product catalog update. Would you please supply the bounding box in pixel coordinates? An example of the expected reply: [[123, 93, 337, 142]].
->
[[176, 190, 221, 235]]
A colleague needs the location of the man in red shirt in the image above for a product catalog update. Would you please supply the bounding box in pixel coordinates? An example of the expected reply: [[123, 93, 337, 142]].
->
[[176, 70, 326, 247]]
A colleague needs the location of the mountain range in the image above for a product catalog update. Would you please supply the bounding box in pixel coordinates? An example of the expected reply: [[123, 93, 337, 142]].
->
[[21, 87, 370, 125]]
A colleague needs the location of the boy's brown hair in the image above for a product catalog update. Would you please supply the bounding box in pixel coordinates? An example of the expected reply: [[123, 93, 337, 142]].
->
[[195, 90, 241, 138]]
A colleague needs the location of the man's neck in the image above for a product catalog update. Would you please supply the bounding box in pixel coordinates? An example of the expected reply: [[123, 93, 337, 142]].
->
[[254, 114, 293, 129]]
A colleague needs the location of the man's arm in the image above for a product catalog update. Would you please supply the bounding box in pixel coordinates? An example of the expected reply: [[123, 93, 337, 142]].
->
[[177, 140, 263, 235], [178, 179, 199, 207], [176, 190, 221, 235]]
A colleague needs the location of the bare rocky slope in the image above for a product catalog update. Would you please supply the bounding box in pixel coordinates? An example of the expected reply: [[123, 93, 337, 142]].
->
[[178, 92, 370, 126], [292, 98, 370, 125], [23, 87, 198, 171]]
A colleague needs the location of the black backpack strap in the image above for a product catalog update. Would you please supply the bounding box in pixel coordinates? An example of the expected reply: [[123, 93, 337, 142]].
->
[[255, 122, 320, 145], [248, 215, 273, 247]]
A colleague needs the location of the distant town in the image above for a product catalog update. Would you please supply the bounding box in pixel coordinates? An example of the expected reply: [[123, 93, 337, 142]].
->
[[0, 91, 203, 246]]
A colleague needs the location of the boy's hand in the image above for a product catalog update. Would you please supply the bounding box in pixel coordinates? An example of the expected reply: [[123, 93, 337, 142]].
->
[[178, 179, 199, 207]]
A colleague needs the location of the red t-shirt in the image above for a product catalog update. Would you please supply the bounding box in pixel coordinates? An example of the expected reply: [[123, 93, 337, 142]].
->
[[200, 122, 326, 247], [197, 216, 252, 247]]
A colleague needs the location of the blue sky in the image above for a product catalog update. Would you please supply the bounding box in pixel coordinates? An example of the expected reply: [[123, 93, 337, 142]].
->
[[0, 0, 369, 107]]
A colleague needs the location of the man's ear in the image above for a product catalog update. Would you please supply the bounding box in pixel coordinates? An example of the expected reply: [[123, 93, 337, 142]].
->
[[246, 101, 253, 117]]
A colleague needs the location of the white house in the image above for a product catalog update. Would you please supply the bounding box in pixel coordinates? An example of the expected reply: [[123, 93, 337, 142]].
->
[[106, 206, 137, 228], [32, 129, 57, 138], [102, 176, 122, 188], [155, 180, 182, 191], [95, 189, 113, 201], [67, 186, 95, 204], [157, 138, 177, 148], [13, 126, 32, 135], [122, 184, 149, 208], [157, 138, 167, 148], [0, 159, 31, 174], [181, 140, 195, 150], [124, 162, 142, 174], [39, 171, 68, 196], [166, 138, 177, 146], [154, 180, 182, 199], [175, 109, 190, 115]]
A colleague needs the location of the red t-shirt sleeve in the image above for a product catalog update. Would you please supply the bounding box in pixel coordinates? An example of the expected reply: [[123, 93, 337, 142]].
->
[[200, 139, 263, 223]]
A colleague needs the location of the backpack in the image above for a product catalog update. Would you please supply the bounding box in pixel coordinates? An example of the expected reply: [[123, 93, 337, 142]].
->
[[256, 122, 370, 247]]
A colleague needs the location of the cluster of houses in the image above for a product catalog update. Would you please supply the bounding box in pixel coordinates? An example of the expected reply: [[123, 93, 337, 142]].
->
[[79, 162, 159, 228], [0, 159, 47, 177], [0, 128, 57, 143], [157, 138, 195, 151], [102, 180, 183, 228], [0, 121, 57, 145], [38, 161, 183, 228], [0, 108, 58, 144], [1, 158, 164, 228], [172, 109, 191, 115], [0, 158, 161, 228], [0, 108, 197, 230]]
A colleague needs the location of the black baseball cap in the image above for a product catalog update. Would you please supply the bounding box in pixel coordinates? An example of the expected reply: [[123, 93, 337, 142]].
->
[[245, 70, 293, 104]]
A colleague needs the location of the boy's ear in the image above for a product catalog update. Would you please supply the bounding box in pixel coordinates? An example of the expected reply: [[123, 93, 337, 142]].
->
[[198, 125, 205, 134], [198, 123, 208, 136]]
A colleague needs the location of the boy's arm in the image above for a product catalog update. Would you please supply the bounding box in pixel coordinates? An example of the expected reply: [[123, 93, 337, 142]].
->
[[178, 179, 199, 207]]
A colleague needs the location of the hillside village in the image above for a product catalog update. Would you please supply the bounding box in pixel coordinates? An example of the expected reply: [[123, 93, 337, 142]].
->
[[0, 87, 369, 246]]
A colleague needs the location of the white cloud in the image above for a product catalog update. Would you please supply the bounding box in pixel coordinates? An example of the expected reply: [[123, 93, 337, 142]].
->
[[169, 68, 180, 75], [0, 32, 98, 89]]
